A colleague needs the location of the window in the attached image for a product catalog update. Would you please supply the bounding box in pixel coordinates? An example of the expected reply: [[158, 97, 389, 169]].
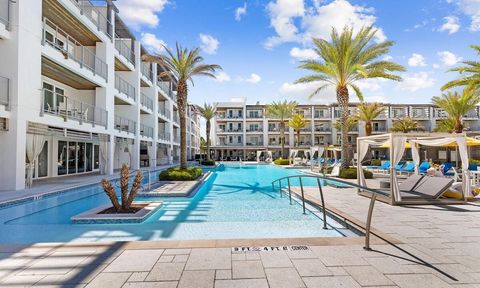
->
[[237, 136, 242, 143], [58, 141, 67, 175], [229, 136, 233, 143], [36, 141, 48, 178], [94, 144, 99, 169]]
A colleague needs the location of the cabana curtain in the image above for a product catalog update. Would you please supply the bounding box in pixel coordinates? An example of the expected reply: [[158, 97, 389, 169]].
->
[[391, 136, 407, 202], [25, 134, 46, 188], [99, 138, 109, 174]]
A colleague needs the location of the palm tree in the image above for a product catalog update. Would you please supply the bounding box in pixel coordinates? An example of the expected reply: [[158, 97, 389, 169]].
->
[[295, 26, 405, 168], [101, 164, 143, 213], [288, 114, 307, 147], [432, 90, 480, 133], [390, 118, 421, 133], [142, 43, 221, 169], [441, 45, 480, 93], [334, 116, 358, 133], [197, 103, 216, 161], [356, 103, 385, 136], [434, 118, 456, 133], [265, 100, 298, 158]]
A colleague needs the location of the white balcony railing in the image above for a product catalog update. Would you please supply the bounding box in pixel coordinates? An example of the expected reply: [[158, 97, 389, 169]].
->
[[0, 0, 11, 29], [41, 88, 108, 127], [0, 75, 9, 109], [114, 74, 136, 101], [69, 0, 113, 39], [115, 36, 135, 66], [42, 18, 108, 80], [114, 115, 136, 134], [158, 131, 170, 141], [140, 123, 153, 138], [140, 92, 153, 111], [141, 62, 154, 82]]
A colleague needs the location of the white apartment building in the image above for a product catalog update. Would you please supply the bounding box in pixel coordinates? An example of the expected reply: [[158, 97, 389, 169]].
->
[[211, 98, 480, 161], [0, 0, 200, 191]]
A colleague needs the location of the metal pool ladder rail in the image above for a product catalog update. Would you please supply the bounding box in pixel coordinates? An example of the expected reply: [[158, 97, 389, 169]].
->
[[271, 174, 389, 250]]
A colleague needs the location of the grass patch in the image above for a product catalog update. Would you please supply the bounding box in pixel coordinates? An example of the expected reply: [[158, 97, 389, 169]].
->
[[274, 158, 290, 165], [159, 167, 203, 181], [339, 167, 373, 179]]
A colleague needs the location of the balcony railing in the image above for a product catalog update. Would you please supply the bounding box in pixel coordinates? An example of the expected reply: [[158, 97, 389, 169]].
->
[[246, 142, 264, 146], [158, 131, 170, 141], [314, 111, 331, 118], [246, 113, 263, 118], [140, 123, 153, 138], [295, 141, 312, 146], [226, 128, 243, 132], [173, 134, 180, 143], [0, 75, 9, 109], [217, 142, 243, 147], [0, 0, 11, 29], [173, 112, 179, 124], [433, 109, 448, 118], [158, 105, 171, 119], [464, 109, 479, 118], [41, 88, 108, 127], [141, 62, 154, 82], [114, 115, 136, 134], [140, 92, 153, 111], [42, 18, 108, 80], [314, 127, 331, 132], [246, 128, 263, 132], [69, 0, 113, 39], [268, 141, 289, 146], [158, 81, 176, 101], [114, 74, 136, 100], [115, 36, 135, 66]]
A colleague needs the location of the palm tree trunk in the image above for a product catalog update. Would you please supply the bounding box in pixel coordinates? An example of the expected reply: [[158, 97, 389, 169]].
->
[[280, 121, 285, 158], [337, 86, 350, 169], [296, 130, 300, 148], [177, 81, 188, 170], [206, 120, 211, 161], [365, 122, 372, 136], [454, 117, 463, 133]]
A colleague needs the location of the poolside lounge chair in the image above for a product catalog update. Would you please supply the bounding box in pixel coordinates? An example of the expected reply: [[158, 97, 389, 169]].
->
[[441, 162, 454, 176], [399, 162, 415, 174], [375, 161, 390, 173], [419, 162, 430, 174], [397, 174, 454, 199], [394, 162, 405, 170]]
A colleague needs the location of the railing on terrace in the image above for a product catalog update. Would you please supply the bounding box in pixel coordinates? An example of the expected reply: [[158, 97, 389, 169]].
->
[[114, 74, 136, 100], [41, 88, 108, 127], [114, 115, 136, 134], [269, 141, 289, 146], [246, 113, 263, 118], [114, 36, 135, 66], [246, 128, 263, 132], [464, 109, 479, 118], [157, 81, 176, 100], [141, 62, 153, 82], [140, 123, 153, 138], [69, 0, 113, 39], [246, 142, 264, 146], [0, 75, 9, 109], [0, 0, 11, 29], [314, 111, 331, 118], [158, 105, 171, 119], [140, 92, 153, 111], [433, 109, 448, 118], [226, 128, 243, 132], [217, 142, 243, 147], [173, 134, 180, 143], [410, 109, 429, 118], [42, 18, 108, 80], [158, 131, 170, 141], [314, 127, 331, 132], [173, 113, 179, 124]]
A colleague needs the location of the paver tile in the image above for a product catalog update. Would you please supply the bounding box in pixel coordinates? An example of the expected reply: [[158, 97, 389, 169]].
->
[[265, 267, 305, 288], [344, 265, 394, 286], [232, 260, 265, 279], [85, 272, 131, 288], [215, 269, 232, 280], [178, 270, 215, 288], [364, 257, 413, 274], [259, 251, 292, 268], [127, 272, 149, 282], [158, 255, 174, 263], [104, 250, 163, 272], [19, 251, 94, 275], [173, 254, 189, 263], [145, 262, 185, 281], [122, 281, 178, 288], [214, 278, 269, 288], [185, 248, 231, 270], [0, 274, 45, 286], [387, 274, 451, 288], [302, 275, 361, 288], [163, 249, 191, 255]]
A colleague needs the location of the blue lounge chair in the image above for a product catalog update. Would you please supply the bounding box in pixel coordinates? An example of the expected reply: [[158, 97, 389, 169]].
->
[[441, 162, 454, 176], [399, 162, 415, 174], [376, 161, 390, 173], [395, 162, 405, 170], [419, 162, 430, 174]]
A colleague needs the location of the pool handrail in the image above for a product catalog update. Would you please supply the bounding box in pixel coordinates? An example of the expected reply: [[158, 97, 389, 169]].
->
[[271, 174, 389, 250]]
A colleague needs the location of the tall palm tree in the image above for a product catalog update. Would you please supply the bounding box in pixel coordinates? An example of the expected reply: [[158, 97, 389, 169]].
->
[[288, 114, 307, 147], [432, 90, 480, 133], [334, 116, 358, 133], [390, 118, 421, 133], [434, 118, 456, 133], [441, 45, 480, 93], [197, 103, 216, 161], [295, 26, 405, 168], [266, 100, 298, 158], [143, 43, 221, 169], [356, 103, 385, 136]]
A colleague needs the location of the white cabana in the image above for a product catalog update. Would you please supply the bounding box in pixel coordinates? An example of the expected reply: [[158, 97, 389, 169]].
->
[[310, 146, 326, 170], [357, 133, 472, 204]]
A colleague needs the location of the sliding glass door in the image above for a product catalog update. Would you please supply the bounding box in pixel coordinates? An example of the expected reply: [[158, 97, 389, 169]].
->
[[58, 140, 99, 176]]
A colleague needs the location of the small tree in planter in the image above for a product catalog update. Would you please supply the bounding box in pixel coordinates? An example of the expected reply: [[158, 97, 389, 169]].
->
[[101, 164, 143, 213]]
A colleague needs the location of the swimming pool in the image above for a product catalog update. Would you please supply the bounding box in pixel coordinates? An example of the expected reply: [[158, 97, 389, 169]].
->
[[0, 164, 353, 243]]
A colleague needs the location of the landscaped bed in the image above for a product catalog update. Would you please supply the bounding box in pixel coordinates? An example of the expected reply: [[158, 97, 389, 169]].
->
[[159, 167, 203, 181]]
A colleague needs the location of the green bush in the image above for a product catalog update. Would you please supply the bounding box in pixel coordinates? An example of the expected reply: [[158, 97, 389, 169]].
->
[[159, 167, 203, 181], [370, 159, 382, 166], [201, 160, 216, 166], [274, 158, 290, 165], [339, 167, 373, 179], [470, 159, 480, 165]]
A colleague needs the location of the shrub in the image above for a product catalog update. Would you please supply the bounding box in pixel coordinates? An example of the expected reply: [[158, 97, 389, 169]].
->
[[201, 160, 216, 166], [274, 158, 290, 165], [370, 159, 381, 166], [470, 159, 480, 165], [339, 167, 373, 179], [159, 167, 203, 181]]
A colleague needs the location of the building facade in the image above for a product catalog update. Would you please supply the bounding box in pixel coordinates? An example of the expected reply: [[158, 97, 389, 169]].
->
[[0, 0, 200, 191], [211, 98, 480, 161]]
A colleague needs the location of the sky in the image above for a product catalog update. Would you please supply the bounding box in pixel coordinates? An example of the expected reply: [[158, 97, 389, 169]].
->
[[116, 0, 480, 106]]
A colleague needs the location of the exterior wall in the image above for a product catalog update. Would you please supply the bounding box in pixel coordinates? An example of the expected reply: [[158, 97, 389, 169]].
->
[[0, 0, 200, 191]]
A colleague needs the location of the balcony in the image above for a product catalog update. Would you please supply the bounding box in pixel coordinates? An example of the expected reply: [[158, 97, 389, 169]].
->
[[246, 142, 264, 146], [141, 62, 154, 83], [314, 110, 331, 118], [246, 128, 263, 132], [372, 127, 387, 133], [0, 0, 10, 30], [314, 127, 331, 132], [246, 112, 263, 119], [158, 105, 171, 119], [173, 134, 180, 143], [411, 108, 429, 119], [216, 142, 243, 147], [158, 131, 170, 141], [158, 82, 176, 101], [114, 115, 136, 134], [140, 92, 153, 111], [300, 127, 312, 132], [68, 0, 113, 39], [226, 128, 243, 133], [433, 109, 448, 118], [295, 141, 312, 146], [42, 18, 108, 81], [173, 112, 179, 125], [268, 141, 289, 146], [0, 75, 9, 109], [140, 124, 153, 138], [464, 109, 479, 119], [41, 88, 108, 127], [114, 36, 135, 67], [114, 74, 136, 101]]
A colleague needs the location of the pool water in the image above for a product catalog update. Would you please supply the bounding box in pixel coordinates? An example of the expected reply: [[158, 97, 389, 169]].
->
[[0, 164, 352, 243]]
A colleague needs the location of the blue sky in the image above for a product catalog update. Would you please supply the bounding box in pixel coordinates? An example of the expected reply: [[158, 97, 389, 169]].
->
[[117, 0, 480, 105]]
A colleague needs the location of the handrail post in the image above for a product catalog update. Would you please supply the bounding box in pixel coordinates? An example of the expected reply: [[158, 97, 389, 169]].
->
[[278, 179, 282, 198], [316, 177, 328, 229], [287, 178, 292, 205], [272, 182, 274, 192], [364, 193, 377, 251], [299, 177, 306, 214]]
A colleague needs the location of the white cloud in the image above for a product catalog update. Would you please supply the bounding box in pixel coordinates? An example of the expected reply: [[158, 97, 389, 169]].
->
[[199, 34, 220, 54], [214, 71, 231, 82], [438, 16, 460, 34], [356, 79, 387, 92], [383, 55, 393, 61], [140, 33, 166, 53], [265, 0, 386, 49], [246, 73, 262, 83], [289, 47, 319, 60], [397, 72, 435, 92], [447, 0, 480, 31], [438, 51, 462, 66], [433, 64, 440, 69], [116, 0, 168, 29], [407, 53, 427, 67], [279, 81, 336, 103], [235, 3, 247, 21]]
